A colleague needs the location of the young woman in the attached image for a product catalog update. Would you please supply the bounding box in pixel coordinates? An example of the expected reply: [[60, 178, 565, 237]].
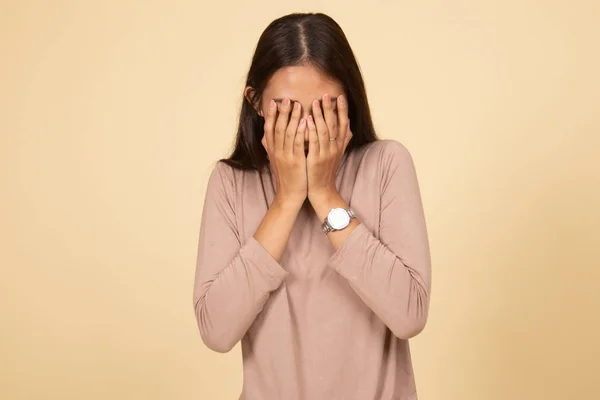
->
[[193, 12, 431, 400]]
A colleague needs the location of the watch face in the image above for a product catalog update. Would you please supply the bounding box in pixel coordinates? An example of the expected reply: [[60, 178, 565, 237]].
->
[[327, 208, 350, 230]]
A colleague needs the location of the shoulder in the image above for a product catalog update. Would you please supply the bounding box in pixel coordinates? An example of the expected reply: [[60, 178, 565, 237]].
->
[[208, 160, 232, 184], [209, 159, 258, 183], [357, 140, 420, 196], [205, 161, 239, 196], [206, 160, 264, 197], [363, 139, 416, 172]]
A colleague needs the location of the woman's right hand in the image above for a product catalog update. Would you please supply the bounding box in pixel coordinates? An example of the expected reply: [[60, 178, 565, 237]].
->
[[262, 98, 308, 208]]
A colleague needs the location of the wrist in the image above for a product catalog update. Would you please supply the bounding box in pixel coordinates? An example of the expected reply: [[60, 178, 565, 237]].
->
[[308, 189, 345, 221], [308, 187, 337, 204], [272, 194, 305, 212]]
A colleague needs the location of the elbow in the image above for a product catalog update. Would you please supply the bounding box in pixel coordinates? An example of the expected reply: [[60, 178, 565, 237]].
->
[[389, 313, 428, 340], [388, 293, 429, 340], [391, 270, 430, 339], [194, 300, 238, 353], [200, 330, 238, 353]]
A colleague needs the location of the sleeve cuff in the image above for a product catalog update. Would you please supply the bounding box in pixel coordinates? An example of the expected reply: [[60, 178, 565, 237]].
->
[[241, 236, 288, 289]]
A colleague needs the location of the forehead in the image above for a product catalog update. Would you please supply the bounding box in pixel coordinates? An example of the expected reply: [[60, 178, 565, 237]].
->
[[263, 65, 344, 101]]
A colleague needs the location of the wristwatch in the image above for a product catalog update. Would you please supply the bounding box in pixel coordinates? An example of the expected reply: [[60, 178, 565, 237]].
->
[[321, 207, 356, 234]]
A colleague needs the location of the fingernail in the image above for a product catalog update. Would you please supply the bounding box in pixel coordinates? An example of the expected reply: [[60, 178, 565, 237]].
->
[[283, 98, 290, 107], [299, 118, 306, 126], [338, 95, 345, 106], [313, 100, 320, 110], [269, 100, 276, 109], [308, 115, 314, 124], [294, 102, 300, 111]]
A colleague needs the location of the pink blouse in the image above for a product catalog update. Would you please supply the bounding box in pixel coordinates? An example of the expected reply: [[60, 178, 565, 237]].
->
[[193, 139, 431, 400]]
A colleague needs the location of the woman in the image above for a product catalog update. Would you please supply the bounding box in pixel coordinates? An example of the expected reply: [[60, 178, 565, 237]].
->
[[193, 12, 431, 400]]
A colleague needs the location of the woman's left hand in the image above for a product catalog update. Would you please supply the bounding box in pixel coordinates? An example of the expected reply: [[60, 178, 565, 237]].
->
[[306, 94, 352, 202]]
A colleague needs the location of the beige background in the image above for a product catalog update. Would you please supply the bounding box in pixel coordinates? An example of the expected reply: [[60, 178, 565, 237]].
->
[[2, 1, 599, 399]]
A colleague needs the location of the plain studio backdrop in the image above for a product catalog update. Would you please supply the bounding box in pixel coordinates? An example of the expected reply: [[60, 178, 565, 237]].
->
[[1, 1, 599, 399]]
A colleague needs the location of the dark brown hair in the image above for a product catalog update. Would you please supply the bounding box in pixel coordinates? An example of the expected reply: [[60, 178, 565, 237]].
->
[[221, 12, 379, 171]]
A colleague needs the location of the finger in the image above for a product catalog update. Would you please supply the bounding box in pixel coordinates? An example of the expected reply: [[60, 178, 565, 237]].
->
[[274, 98, 291, 151], [263, 99, 277, 152], [343, 124, 352, 150], [322, 94, 338, 141], [285, 102, 302, 156], [294, 118, 306, 157], [337, 94, 349, 150], [311, 99, 329, 156], [261, 136, 267, 152], [307, 115, 319, 160]]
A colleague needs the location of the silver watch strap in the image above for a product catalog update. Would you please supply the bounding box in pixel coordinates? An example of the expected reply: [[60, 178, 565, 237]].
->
[[322, 222, 334, 234]]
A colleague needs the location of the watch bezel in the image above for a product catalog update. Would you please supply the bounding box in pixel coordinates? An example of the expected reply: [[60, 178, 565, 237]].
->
[[327, 207, 351, 230]]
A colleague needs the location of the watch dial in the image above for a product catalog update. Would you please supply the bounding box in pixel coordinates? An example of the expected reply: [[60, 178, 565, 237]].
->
[[328, 208, 350, 229]]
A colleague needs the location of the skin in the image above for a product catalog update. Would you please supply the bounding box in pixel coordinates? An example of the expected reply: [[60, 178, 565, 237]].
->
[[246, 65, 361, 262]]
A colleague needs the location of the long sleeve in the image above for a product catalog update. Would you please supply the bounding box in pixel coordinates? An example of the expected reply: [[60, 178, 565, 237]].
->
[[328, 141, 431, 339], [193, 162, 288, 353]]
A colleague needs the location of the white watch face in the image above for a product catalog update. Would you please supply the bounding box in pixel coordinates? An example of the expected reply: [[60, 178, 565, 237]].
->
[[327, 208, 350, 230]]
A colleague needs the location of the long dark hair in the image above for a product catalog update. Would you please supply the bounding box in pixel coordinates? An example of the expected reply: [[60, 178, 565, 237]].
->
[[221, 12, 379, 171]]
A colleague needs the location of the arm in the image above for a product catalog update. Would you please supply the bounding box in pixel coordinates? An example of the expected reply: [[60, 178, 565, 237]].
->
[[192, 162, 301, 353], [310, 141, 431, 339]]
